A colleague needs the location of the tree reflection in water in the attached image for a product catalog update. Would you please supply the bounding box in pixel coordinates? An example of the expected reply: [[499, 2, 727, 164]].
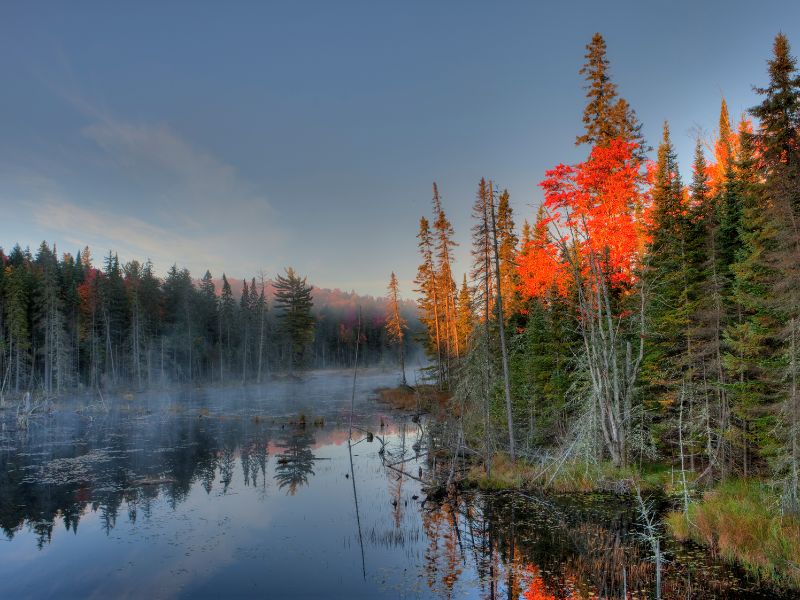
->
[[416, 489, 781, 600], [274, 426, 316, 495]]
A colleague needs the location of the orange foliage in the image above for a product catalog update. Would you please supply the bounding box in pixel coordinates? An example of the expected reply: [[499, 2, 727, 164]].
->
[[517, 210, 568, 299], [518, 139, 649, 299]]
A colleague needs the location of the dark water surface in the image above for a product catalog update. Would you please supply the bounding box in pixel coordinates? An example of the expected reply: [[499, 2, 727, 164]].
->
[[0, 370, 792, 599]]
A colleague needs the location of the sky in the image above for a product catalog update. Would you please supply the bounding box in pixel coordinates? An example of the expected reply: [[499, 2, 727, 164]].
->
[[1, 1, 798, 297]]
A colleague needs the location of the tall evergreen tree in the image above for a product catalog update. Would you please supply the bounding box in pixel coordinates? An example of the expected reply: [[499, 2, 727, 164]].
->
[[432, 183, 459, 362], [384, 272, 408, 385], [643, 123, 690, 441], [724, 121, 780, 477], [273, 268, 315, 373], [414, 216, 444, 386], [218, 274, 235, 382], [455, 275, 473, 353], [496, 190, 520, 321], [576, 33, 646, 155], [749, 33, 800, 510]]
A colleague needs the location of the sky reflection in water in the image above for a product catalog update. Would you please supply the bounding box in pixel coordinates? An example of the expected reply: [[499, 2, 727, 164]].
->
[[0, 371, 787, 599]]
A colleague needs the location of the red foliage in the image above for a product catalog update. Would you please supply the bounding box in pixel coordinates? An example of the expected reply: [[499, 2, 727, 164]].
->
[[517, 211, 568, 299], [518, 139, 649, 299]]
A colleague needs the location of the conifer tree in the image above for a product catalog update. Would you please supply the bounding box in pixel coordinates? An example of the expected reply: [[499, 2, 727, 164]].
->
[[218, 274, 235, 382], [255, 274, 268, 383], [488, 179, 516, 461], [384, 272, 408, 385], [273, 268, 314, 373], [414, 216, 444, 386], [455, 275, 473, 353], [724, 122, 780, 476], [576, 33, 646, 156], [240, 279, 251, 383], [750, 33, 800, 510], [643, 123, 690, 429], [5, 255, 30, 393], [432, 183, 459, 362], [496, 190, 520, 320]]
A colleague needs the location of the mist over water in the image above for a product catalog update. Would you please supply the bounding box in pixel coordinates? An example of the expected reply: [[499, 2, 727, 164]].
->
[[0, 370, 789, 599]]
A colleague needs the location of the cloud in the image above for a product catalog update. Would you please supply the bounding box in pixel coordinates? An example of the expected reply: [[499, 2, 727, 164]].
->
[[30, 195, 208, 269], [9, 112, 289, 279]]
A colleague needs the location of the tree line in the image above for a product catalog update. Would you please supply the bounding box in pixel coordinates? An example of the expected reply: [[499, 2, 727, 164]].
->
[[410, 32, 800, 513], [0, 247, 418, 398]]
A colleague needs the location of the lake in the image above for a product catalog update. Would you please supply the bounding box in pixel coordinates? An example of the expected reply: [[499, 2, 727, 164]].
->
[[0, 370, 790, 599]]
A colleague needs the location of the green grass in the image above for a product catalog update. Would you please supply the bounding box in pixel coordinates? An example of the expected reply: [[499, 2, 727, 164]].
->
[[665, 479, 800, 589]]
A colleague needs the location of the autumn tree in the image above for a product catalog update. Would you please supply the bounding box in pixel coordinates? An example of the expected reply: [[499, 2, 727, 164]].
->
[[432, 182, 459, 365], [536, 139, 649, 466], [385, 272, 408, 385], [414, 216, 444, 386]]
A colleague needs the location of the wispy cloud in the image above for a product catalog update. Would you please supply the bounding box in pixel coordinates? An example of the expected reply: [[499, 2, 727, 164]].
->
[[7, 109, 288, 279]]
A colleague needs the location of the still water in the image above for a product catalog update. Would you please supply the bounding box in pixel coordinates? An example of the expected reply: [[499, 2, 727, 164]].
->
[[0, 370, 791, 599]]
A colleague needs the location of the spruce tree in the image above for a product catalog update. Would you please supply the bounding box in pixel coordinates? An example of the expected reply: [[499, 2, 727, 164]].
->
[[724, 123, 780, 475], [749, 33, 800, 510], [643, 123, 690, 441]]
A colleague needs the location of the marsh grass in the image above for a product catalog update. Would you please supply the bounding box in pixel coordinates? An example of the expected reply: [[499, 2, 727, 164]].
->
[[466, 455, 666, 493], [666, 479, 800, 589], [375, 385, 449, 413]]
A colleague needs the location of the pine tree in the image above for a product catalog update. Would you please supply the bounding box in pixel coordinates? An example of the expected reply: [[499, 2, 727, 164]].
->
[[576, 33, 646, 156], [198, 270, 218, 381], [693, 137, 735, 480], [100, 252, 127, 385], [384, 272, 408, 385], [488, 179, 517, 460], [273, 268, 314, 373], [749, 33, 800, 510], [218, 274, 235, 382], [496, 190, 520, 320], [469, 178, 496, 462]]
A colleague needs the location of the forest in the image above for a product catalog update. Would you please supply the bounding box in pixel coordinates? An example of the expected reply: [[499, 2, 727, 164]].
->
[[407, 32, 800, 586], [0, 247, 419, 396]]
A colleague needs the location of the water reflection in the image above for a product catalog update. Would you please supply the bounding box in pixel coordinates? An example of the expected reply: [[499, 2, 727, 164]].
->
[[274, 426, 316, 494], [0, 372, 792, 599]]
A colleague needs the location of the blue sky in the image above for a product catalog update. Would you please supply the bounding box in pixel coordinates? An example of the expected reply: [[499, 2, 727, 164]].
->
[[1, 1, 797, 296]]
